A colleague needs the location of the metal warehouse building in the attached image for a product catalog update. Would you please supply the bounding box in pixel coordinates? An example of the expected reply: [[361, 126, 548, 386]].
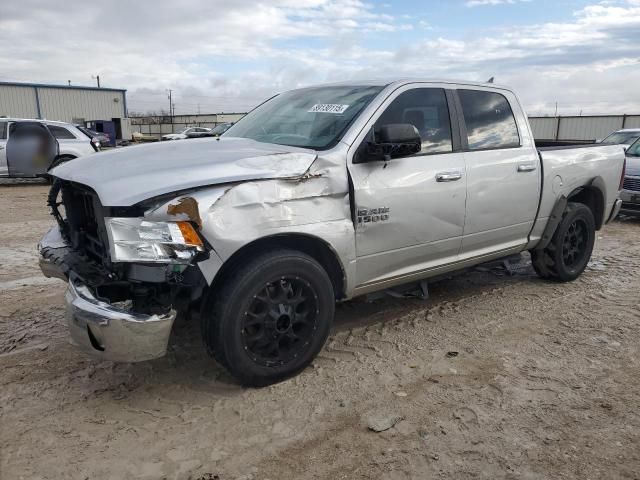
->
[[0, 81, 130, 139], [529, 114, 640, 143]]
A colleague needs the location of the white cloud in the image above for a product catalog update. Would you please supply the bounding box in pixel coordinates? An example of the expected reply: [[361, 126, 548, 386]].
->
[[0, 0, 638, 115], [465, 0, 531, 7]]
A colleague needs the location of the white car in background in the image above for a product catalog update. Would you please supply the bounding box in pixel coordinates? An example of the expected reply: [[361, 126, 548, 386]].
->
[[599, 128, 640, 150], [0, 118, 99, 177], [161, 126, 212, 141]]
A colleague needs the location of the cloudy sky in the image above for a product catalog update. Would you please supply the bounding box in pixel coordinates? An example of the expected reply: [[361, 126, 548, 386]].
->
[[1, 0, 639, 116]]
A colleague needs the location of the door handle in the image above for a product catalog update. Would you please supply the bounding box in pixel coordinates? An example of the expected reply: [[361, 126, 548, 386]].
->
[[436, 172, 462, 182], [517, 163, 536, 172], [0, 146, 5, 150]]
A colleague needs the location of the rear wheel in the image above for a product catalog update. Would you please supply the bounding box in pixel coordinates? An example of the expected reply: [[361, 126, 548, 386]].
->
[[201, 249, 334, 387], [531, 202, 595, 282]]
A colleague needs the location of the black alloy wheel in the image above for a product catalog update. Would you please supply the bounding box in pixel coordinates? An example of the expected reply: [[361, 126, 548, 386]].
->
[[242, 277, 319, 367], [561, 218, 588, 268], [201, 249, 334, 387]]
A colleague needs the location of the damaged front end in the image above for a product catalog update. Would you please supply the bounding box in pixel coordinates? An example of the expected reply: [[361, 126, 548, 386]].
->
[[39, 180, 208, 362]]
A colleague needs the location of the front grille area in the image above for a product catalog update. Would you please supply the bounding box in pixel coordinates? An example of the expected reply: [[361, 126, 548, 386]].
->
[[50, 181, 109, 265], [623, 176, 640, 192]]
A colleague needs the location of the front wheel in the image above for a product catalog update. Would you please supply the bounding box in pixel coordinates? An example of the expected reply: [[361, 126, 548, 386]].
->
[[201, 249, 335, 387], [531, 202, 596, 282]]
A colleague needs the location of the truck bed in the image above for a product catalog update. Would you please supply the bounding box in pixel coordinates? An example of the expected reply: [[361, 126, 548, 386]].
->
[[530, 143, 625, 244]]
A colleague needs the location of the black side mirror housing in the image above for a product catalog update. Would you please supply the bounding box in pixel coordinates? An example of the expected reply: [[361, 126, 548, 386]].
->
[[355, 123, 421, 163]]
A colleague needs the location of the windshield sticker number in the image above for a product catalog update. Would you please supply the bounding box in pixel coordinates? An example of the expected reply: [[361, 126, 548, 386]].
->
[[308, 104, 350, 114]]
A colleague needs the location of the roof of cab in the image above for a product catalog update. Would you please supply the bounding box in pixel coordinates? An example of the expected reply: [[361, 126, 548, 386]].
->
[[290, 78, 511, 90]]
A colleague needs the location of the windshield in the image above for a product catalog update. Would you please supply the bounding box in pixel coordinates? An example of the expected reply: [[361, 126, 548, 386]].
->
[[224, 85, 385, 149], [602, 131, 640, 145], [627, 138, 640, 157]]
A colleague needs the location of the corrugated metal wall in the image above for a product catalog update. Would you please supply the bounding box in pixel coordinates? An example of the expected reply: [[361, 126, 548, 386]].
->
[[130, 113, 246, 139], [528, 117, 558, 140], [37, 88, 125, 122], [217, 113, 245, 123], [530, 115, 640, 141], [559, 117, 622, 141], [624, 116, 640, 129], [0, 85, 39, 118], [0, 84, 125, 122]]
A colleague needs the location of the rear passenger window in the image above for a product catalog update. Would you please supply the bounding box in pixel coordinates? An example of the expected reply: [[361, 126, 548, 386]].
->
[[375, 88, 453, 154], [48, 125, 76, 139], [458, 90, 520, 150]]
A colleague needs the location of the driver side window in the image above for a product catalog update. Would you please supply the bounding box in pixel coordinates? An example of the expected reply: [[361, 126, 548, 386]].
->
[[375, 88, 453, 155]]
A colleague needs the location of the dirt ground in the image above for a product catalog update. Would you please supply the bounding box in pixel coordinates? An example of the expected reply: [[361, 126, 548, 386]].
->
[[0, 181, 639, 480]]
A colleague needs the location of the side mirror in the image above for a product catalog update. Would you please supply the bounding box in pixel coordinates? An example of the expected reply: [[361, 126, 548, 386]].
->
[[355, 123, 421, 163]]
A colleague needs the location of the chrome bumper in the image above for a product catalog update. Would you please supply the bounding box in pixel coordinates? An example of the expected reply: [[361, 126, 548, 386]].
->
[[619, 189, 640, 216], [38, 226, 176, 363], [38, 226, 70, 281], [65, 279, 176, 362], [607, 198, 623, 222]]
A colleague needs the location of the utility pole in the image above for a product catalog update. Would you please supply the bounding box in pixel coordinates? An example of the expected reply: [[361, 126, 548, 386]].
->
[[554, 101, 558, 117], [92, 75, 101, 88], [167, 89, 173, 117]]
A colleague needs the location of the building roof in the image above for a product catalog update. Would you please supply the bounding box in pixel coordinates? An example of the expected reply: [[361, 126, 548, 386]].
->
[[0, 117, 76, 125], [0, 81, 126, 93]]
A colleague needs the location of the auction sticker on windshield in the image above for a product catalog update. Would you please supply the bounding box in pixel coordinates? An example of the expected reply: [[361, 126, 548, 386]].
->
[[308, 104, 350, 114]]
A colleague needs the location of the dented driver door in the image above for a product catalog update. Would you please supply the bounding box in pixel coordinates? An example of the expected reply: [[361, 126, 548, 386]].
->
[[347, 86, 467, 290]]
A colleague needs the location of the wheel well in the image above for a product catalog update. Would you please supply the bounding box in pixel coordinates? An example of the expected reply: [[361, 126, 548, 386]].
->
[[210, 234, 347, 300], [568, 185, 605, 230]]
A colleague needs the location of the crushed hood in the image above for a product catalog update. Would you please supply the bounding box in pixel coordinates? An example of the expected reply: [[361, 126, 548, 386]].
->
[[51, 137, 318, 206]]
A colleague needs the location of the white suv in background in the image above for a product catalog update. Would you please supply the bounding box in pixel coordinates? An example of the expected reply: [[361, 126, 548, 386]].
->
[[0, 118, 99, 177]]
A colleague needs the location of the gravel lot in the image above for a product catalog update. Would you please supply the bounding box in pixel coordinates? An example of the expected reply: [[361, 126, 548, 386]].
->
[[1, 182, 639, 480]]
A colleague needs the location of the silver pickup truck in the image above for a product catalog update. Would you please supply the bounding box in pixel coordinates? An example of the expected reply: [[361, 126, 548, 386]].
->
[[37, 79, 625, 386]]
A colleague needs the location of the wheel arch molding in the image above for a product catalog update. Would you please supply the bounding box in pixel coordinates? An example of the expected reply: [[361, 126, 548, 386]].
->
[[207, 233, 348, 301]]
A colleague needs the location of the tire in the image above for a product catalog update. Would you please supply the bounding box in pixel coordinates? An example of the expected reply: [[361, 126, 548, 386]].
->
[[531, 202, 596, 282], [201, 249, 335, 387]]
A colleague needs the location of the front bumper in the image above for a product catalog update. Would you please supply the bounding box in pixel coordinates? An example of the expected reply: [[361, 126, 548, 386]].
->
[[38, 226, 176, 363], [620, 188, 640, 216], [608, 198, 623, 222], [65, 278, 176, 362]]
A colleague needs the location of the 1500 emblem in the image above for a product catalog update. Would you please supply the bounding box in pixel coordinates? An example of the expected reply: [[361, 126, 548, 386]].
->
[[357, 207, 390, 226]]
